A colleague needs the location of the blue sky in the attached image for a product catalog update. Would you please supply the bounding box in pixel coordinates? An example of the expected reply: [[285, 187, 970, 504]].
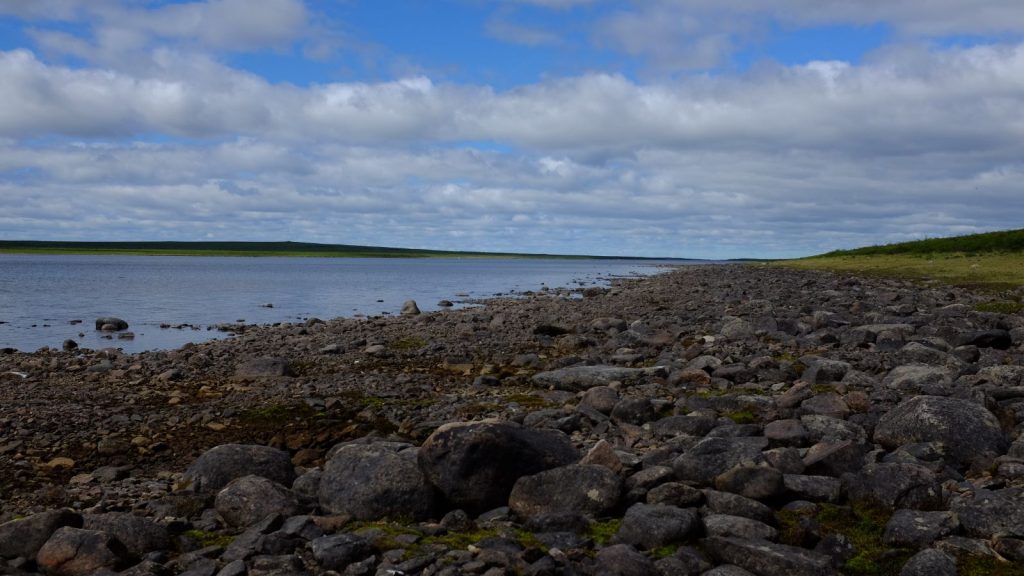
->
[[1, 1, 1023, 258]]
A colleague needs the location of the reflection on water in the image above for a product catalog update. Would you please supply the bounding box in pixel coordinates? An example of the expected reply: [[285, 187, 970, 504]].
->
[[0, 255, 683, 353]]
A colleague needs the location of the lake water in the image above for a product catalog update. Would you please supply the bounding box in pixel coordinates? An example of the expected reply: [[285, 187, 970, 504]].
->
[[0, 254, 682, 353]]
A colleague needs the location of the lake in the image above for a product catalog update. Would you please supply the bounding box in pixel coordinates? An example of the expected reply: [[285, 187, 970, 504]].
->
[[0, 254, 683, 353]]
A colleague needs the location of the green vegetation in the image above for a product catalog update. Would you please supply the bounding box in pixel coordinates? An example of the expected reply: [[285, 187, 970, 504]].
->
[[0, 240, 670, 260], [777, 228, 1024, 291], [975, 300, 1024, 314], [588, 519, 622, 546], [958, 556, 1024, 576], [724, 409, 757, 424], [390, 337, 428, 350], [818, 228, 1024, 256], [778, 504, 911, 576], [183, 529, 234, 548]]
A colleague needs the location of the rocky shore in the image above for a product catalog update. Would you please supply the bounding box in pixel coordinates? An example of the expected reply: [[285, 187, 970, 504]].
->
[[1, 264, 1023, 576]]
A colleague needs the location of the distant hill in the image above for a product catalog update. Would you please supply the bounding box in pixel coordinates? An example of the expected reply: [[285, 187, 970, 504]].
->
[[0, 240, 682, 260], [817, 228, 1024, 257]]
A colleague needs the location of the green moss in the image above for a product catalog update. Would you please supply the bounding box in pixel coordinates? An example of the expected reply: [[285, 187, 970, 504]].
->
[[505, 393, 555, 409], [959, 557, 1024, 576], [650, 545, 678, 558], [183, 529, 234, 548], [422, 528, 502, 550], [513, 528, 548, 551], [724, 410, 757, 424], [811, 504, 912, 576], [588, 519, 622, 546], [974, 301, 1024, 314], [391, 337, 427, 350]]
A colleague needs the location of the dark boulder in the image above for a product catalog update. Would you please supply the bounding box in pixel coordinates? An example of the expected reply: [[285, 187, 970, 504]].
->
[[509, 464, 620, 520], [320, 443, 435, 521], [418, 421, 578, 514], [0, 509, 82, 560], [215, 475, 300, 528], [874, 395, 1007, 468], [184, 444, 295, 494]]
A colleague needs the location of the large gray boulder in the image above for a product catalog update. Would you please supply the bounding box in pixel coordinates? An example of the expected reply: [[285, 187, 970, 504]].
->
[[36, 527, 126, 576], [82, 512, 170, 560], [184, 443, 295, 494], [531, 365, 666, 391], [704, 536, 834, 576], [844, 463, 942, 510], [672, 437, 768, 486], [950, 488, 1024, 538], [509, 464, 621, 520], [215, 475, 300, 528], [900, 549, 956, 576], [874, 395, 1007, 468], [615, 503, 701, 549], [881, 365, 953, 394], [418, 421, 578, 513], [0, 509, 82, 560], [320, 443, 435, 521]]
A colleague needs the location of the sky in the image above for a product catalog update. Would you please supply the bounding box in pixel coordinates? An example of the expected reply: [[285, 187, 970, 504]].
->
[[1, 1, 1023, 259]]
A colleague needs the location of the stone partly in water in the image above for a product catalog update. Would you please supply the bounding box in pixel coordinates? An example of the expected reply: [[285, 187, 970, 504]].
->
[[400, 300, 421, 315], [94, 317, 129, 331]]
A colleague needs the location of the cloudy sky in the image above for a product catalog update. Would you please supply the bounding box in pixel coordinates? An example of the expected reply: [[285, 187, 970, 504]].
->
[[1, 1, 1023, 259]]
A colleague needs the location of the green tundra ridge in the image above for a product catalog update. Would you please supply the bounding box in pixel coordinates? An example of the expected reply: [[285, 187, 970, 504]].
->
[[816, 227, 1024, 257], [0, 240, 686, 261], [780, 227, 1024, 291]]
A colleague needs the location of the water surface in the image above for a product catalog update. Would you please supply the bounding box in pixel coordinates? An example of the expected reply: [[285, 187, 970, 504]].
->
[[0, 255, 682, 353]]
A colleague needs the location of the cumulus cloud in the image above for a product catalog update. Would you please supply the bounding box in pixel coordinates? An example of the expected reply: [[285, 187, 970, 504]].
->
[[2, 1, 1023, 257]]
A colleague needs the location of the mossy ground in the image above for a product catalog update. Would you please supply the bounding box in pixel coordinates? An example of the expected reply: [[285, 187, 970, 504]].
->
[[776, 253, 1024, 291], [778, 504, 911, 576], [183, 529, 234, 547]]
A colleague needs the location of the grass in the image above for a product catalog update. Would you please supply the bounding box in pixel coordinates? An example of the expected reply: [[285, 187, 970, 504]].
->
[[0, 240, 667, 260], [778, 252, 1024, 291], [775, 228, 1024, 291], [724, 409, 758, 424], [588, 519, 623, 546], [183, 529, 234, 548], [778, 504, 911, 576]]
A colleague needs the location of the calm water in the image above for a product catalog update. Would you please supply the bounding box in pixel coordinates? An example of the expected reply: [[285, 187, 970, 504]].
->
[[0, 254, 681, 353]]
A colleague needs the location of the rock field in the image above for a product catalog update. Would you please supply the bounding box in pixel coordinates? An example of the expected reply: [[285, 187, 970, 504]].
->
[[1, 264, 1023, 575]]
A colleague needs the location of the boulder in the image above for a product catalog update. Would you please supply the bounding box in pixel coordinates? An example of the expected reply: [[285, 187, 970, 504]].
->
[[844, 463, 942, 510], [82, 512, 170, 559], [881, 510, 957, 548], [950, 488, 1024, 538], [310, 533, 373, 572], [36, 527, 125, 576], [594, 544, 659, 576], [959, 329, 1012, 350], [509, 464, 621, 520], [531, 365, 666, 392], [184, 444, 295, 494], [234, 357, 293, 379], [714, 465, 785, 501], [672, 437, 768, 485], [705, 536, 834, 576], [881, 365, 952, 394], [319, 443, 435, 521], [874, 395, 1007, 468], [418, 421, 578, 514], [900, 549, 956, 576], [704, 514, 779, 541], [215, 475, 300, 528], [400, 300, 421, 315], [94, 317, 128, 331], [0, 509, 82, 560], [615, 503, 700, 549]]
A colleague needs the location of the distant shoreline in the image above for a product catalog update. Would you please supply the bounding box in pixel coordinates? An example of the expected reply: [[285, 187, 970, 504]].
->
[[0, 240, 692, 261]]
